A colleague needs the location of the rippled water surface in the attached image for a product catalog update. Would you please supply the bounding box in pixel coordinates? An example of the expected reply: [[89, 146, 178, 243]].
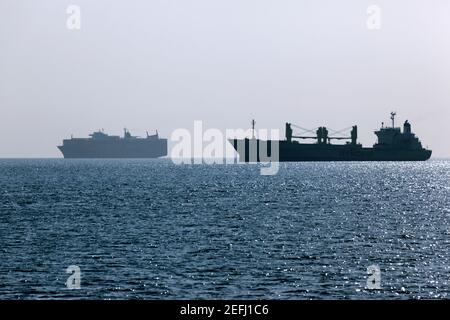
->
[[0, 159, 449, 299]]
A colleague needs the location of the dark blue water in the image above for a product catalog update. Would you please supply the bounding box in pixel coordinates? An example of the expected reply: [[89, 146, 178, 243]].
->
[[0, 159, 449, 299]]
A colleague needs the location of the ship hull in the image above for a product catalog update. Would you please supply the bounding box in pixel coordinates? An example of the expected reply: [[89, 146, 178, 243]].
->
[[230, 139, 432, 162], [58, 139, 167, 158]]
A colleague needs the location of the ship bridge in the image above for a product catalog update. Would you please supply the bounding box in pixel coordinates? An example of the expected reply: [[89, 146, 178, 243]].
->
[[374, 112, 424, 150]]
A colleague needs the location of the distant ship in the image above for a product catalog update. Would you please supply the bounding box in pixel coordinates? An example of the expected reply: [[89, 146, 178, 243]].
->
[[229, 113, 432, 162], [58, 129, 167, 158]]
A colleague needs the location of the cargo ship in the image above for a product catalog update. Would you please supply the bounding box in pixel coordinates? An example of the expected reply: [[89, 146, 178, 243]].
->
[[58, 129, 167, 158], [229, 113, 432, 162]]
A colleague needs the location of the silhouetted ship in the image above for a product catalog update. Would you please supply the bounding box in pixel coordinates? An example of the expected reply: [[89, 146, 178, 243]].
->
[[230, 113, 432, 162], [58, 129, 167, 158]]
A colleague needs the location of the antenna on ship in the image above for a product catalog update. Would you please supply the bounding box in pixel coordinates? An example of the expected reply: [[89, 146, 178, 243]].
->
[[390, 112, 396, 128], [251, 119, 256, 139]]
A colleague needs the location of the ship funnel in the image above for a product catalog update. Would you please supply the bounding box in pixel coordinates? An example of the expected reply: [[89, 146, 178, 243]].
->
[[403, 120, 411, 134]]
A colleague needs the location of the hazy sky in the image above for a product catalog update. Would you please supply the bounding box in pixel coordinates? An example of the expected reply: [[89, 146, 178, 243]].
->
[[1, 0, 449, 157]]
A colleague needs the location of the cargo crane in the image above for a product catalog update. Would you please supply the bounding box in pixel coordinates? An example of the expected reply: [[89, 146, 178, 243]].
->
[[285, 123, 358, 145]]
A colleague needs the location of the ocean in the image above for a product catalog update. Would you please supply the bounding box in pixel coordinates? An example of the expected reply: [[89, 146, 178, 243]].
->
[[0, 159, 449, 299]]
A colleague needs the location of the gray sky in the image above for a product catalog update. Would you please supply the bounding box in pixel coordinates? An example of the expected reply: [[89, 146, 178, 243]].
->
[[1, 0, 449, 157]]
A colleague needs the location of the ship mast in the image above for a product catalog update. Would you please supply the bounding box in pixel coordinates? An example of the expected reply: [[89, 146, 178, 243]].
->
[[390, 112, 396, 128], [251, 119, 256, 139]]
